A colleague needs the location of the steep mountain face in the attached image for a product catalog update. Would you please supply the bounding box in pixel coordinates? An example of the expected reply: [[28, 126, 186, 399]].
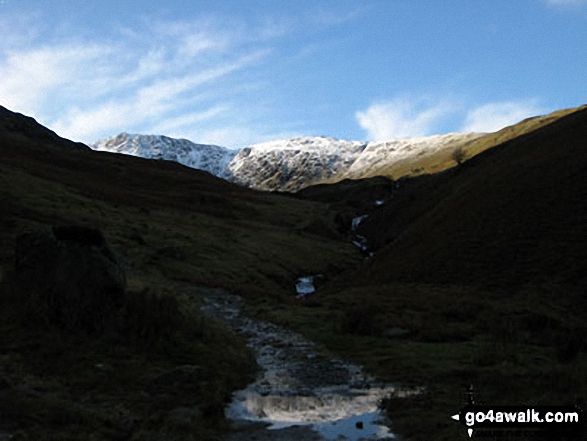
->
[[91, 132, 480, 191], [91, 133, 238, 179], [228, 137, 368, 191]]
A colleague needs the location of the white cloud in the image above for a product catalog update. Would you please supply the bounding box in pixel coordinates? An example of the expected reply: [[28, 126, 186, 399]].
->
[[461, 100, 545, 133], [0, 6, 367, 146], [356, 96, 454, 140], [0, 44, 115, 117]]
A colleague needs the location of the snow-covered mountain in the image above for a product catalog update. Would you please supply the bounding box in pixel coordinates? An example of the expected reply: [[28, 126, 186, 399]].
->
[[91, 132, 482, 191], [91, 133, 238, 179], [228, 137, 368, 190]]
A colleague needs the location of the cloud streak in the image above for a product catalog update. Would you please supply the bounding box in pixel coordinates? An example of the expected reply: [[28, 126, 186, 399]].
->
[[356, 96, 545, 140], [461, 100, 545, 133], [356, 96, 454, 140]]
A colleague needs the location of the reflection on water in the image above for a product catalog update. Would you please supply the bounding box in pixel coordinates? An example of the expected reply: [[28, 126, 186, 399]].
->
[[201, 291, 422, 440], [226, 385, 423, 440]]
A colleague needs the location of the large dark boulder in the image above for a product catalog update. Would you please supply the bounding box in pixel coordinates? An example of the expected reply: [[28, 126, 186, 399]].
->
[[15, 225, 126, 333]]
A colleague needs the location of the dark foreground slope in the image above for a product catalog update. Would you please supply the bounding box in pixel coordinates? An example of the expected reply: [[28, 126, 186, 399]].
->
[[0, 107, 359, 440]]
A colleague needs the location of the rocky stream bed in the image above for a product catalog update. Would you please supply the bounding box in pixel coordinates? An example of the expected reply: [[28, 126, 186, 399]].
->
[[200, 289, 421, 441]]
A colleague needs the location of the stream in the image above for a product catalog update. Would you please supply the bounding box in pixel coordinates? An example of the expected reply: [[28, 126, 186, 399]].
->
[[200, 289, 421, 440]]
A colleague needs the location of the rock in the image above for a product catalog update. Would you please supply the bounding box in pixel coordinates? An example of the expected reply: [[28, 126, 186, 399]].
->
[[355, 421, 364, 429], [15, 225, 126, 333]]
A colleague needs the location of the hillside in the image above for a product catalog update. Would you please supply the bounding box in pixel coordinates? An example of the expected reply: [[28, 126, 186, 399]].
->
[[276, 105, 587, 440], [0, 106, 361, 441], [358, 105, 587, 289], [93, 132, 481, 192], [0, 107, 359, 295]]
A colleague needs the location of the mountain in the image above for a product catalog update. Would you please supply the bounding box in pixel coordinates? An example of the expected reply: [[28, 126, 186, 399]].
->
[[0, 105, 359, 441], [91, 132, 481, 192], [91, 107, 585, 193], [356, 105, 587, 289], [91, 132, 237, 179], [228, 136, 368, 191]]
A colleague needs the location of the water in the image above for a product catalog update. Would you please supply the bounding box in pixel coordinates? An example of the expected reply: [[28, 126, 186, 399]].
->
[[296, 276, 316, 297], [200, 290, 422, 440]]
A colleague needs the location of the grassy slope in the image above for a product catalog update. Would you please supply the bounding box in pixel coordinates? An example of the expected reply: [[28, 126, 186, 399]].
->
[[0, 107, 359, 440], [334, 105, 587, 182]]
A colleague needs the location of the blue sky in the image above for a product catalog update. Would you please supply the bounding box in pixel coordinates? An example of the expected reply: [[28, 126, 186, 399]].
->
[[0, 0, 586, 147]]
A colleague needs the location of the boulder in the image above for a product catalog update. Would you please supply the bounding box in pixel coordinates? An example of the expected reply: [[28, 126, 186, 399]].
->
[[15, 225, 126, 333]]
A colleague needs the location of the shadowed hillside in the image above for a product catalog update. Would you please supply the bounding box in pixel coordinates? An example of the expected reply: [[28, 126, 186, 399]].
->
[[0, 106, 359, 296], [278, 105, 587, 440], [0, 106, 359, 441], [359, 105, 587, 290]]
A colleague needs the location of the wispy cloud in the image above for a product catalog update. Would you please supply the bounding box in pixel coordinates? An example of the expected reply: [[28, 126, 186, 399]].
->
[[0, 4, 366, 147], [356, 96, 455, 140], [0, 13, 288, 145], [460, 100, 545, 133]]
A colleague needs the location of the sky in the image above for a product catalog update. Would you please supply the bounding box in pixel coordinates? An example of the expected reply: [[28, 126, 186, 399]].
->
[[0, 0, 586, 147]]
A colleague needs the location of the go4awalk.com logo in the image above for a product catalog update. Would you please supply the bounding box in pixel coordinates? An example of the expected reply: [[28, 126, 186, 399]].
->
[[450, 386, 585, 438]]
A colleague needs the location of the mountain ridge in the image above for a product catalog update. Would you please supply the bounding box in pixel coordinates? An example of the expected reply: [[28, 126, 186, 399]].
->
[[91, 132, 482, 191], [91, 105, 587, 192]]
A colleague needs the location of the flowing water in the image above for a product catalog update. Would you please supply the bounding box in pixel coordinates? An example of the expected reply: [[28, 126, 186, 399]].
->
[[200, 290, 421, 440]]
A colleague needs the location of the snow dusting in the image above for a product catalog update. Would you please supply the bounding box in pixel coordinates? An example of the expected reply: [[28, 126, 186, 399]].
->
[[91, 132, 481, 192]]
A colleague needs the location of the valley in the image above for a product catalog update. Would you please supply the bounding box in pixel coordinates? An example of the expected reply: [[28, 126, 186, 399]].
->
[[1, 104, 586, 440]]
